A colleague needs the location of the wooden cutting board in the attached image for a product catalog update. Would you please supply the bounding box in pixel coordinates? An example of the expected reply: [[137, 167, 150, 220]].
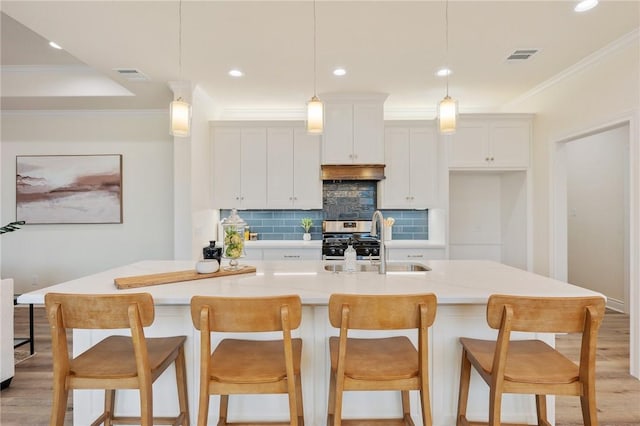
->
[[114, 265, 256, 289]]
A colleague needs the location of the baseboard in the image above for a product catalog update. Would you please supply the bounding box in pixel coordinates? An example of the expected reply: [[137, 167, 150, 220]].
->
[[606, 297, 625, 313]]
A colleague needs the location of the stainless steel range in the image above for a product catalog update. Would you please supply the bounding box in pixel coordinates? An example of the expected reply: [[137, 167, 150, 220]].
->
[[322, 220, 380, 260]]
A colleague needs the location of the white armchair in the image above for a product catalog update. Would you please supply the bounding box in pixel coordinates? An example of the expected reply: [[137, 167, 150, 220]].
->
[[1, 278, 14, 389]]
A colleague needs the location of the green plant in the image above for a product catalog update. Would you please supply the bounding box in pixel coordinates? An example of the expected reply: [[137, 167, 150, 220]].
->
[[300, 218, 313, 233], [0, 221, 25, 235]]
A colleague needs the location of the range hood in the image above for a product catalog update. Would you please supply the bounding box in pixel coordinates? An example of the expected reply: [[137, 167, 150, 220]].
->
[[321, 164, 385, 181]]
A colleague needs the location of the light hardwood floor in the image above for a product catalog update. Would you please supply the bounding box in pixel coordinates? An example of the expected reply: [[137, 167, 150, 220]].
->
[[1, 305, 639, 425]]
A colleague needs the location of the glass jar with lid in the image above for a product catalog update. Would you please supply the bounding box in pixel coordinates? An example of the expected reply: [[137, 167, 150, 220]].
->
[[220, 208, 247, 270]]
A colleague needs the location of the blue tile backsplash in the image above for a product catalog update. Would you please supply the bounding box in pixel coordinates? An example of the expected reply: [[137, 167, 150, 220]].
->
[[220, 209, 428, 240], [221, 179, 428, 240]]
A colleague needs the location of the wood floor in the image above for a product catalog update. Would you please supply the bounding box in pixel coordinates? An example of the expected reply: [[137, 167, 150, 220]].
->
[[1, 305, 639, 425]]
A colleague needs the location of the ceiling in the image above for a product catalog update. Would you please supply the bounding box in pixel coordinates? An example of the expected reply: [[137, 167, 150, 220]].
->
[[1, 1, 638, 119]]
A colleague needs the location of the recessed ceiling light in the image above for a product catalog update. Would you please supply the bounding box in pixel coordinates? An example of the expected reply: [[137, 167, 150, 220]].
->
[[333, 68, 347, 76], [436, 67, 452, 77], [228, 69, 243, 77], [49, 41, 62, 50], [575, 0, 598, 12]]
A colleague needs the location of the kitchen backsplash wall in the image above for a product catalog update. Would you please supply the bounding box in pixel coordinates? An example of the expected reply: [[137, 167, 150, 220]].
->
[[323, 181, 376, 220], [220, 208, 428, 240]]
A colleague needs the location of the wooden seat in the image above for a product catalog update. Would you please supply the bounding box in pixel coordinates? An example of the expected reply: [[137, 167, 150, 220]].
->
[[327, 293, 437, 426], [456, 294, 606, 426], [190, 295, 304, 426], [45, 292, 189, 426]]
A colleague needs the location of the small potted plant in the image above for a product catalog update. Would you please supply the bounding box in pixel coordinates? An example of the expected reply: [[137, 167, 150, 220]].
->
[[300, 218, 313, 241]]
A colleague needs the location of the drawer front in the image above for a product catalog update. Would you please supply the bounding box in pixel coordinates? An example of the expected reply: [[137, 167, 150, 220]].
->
[[387, 248, 446, 261], [262, 248, 321, 261]]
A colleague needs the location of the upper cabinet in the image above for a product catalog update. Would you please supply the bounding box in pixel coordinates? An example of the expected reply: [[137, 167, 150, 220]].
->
[[447, 116, 532, 169], [321, 93, 388, 165], [212, 126, 267, 209], [267, 128, 322, 209], [380, 122, 441, 209], [212, 122, 322, 210]]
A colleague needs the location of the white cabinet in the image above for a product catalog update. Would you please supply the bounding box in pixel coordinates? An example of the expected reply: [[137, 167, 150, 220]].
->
[[447, 117, 531, 169], [387, 248, 446, 261], [322, 94, 387, 164], [267, 128, 321, 209], [212, 121, 321, 210], [212, 126, 267, 209], [380, 123, 440, 208], [262, 248, 322, 261]]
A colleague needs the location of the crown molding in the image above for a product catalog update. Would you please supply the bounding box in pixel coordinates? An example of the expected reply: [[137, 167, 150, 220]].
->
[[505, 29, 639, 109]]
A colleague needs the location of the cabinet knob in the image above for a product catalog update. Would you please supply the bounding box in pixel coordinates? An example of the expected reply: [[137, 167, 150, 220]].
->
[[490, 157, 495, 162]]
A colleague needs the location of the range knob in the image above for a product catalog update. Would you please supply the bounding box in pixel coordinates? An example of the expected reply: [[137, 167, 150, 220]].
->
[[370, 248, 379, 256], [362, 248, 371, 256], [337, 248, 345, 256], [329, 247, 337, 255]]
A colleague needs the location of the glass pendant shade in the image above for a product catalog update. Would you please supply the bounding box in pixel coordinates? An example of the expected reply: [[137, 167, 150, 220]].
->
[[307, 95, 323, 134], [438, 95, 458, 134], [170, 99, 192, 137]]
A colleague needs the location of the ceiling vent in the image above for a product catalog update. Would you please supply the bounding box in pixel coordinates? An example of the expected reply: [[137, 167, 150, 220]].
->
[[506, 49, 539, 61], [113, 68, 149, 81]]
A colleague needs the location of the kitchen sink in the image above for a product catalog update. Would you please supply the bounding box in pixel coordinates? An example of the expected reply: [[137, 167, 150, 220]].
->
[[324, 263, 431, 273]]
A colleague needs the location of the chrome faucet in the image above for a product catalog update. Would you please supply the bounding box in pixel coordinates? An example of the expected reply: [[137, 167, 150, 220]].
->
[[370, 210, 386, 274]]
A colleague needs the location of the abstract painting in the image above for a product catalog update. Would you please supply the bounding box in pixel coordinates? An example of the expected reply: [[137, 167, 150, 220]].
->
[[16, 155, 122, 224]]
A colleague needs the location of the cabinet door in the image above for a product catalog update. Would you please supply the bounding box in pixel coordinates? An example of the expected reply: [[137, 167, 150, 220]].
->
[[266, 128, 295, 208], [489, 121, 530, 168], [387, 248, 446, 261], [381, 126, 439, 209], [382, 127, 411, 207], [240, 128, 267, 208], [410, 127, 439, 207], [353, 102, 384, 164], [262, 248, 321, 261], [212, 128, 242, 208], [322, 102, 353, 164], [447, 122, 489, 167], [293, 128, 322, 208]]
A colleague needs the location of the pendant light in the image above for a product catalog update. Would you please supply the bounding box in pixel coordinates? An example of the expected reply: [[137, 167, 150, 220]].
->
[[438, 0, 457, 135], [170, 0, 191, 137], [307, 0, 323, 134]]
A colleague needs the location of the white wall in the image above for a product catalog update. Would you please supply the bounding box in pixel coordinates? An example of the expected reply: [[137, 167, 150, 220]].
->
[[566, 125, 628, 309], [1, 110, 174, 294], [507, 31, 640, 377]]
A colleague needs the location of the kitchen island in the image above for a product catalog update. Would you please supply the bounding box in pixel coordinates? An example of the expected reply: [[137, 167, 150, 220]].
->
[[18, 259, 603, 426]]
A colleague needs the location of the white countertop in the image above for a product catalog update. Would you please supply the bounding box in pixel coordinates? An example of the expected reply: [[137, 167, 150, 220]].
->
[[17, 259, 602, 306]]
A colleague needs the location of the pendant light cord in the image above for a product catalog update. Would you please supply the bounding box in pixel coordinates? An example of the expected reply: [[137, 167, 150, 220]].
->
[[445, 0, 450, 97], [178, 0, 183, 80], [313, 0, 317, 97]]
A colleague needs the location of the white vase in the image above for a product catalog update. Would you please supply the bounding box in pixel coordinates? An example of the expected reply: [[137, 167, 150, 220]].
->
[[303, 233, 311, 241]]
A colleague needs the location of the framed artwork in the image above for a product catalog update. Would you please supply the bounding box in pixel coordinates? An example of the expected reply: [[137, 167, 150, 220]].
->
[[16, 154, 123, 224]]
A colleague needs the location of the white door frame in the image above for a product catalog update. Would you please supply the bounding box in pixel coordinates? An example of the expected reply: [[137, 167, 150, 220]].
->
[[550, 113, 639, 378]]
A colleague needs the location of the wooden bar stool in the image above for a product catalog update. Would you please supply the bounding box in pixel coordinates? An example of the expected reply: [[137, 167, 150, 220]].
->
[[190, 295, 304, 426], [327, 293, 437, 426], [45, 292, 189, 426], [456, 294, 606, 426]]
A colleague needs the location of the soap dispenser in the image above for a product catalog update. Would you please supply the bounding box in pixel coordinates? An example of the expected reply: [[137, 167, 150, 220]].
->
[[344, 238, 357, 273]]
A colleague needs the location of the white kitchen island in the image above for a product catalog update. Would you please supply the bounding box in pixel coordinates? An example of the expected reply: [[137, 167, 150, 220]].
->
[[18, 259, 603, 426]]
